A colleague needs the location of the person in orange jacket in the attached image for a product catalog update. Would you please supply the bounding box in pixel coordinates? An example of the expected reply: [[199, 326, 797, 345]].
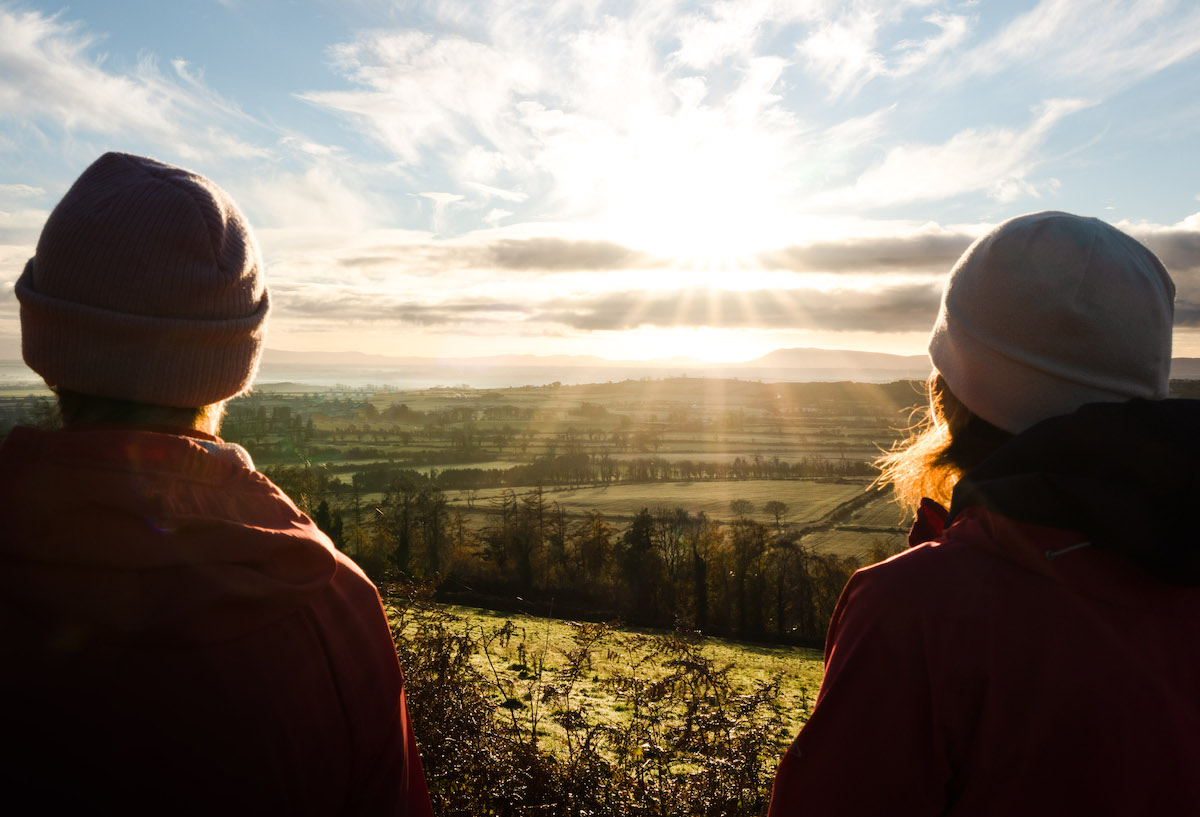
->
[[768, 211, 1200, 815], [1, 152, 433, 816]]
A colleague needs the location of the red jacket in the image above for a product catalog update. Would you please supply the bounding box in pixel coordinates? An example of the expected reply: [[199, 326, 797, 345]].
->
[[0, 425, 432, 816], [769, 399, 1200, 815]]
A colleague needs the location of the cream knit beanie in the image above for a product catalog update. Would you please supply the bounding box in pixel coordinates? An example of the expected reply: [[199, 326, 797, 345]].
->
[[15, 152, 269, 408], [928, 211, 1174, 433]]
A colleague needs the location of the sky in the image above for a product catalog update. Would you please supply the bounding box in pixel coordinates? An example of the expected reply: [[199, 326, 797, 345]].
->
[[2, 0, 1200, 364]]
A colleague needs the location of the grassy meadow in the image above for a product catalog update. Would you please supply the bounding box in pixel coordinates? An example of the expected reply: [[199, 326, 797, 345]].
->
[[228, 377, 921, 480], [420, 604, 825, 757], [444, 477, 870, 526]]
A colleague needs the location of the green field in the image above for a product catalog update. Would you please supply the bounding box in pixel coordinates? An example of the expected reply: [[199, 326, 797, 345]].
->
[[444, 478, 871, 525], [799, 528, 907, 561], [845, 494, 913, 529], [230, 376, 919, 475]]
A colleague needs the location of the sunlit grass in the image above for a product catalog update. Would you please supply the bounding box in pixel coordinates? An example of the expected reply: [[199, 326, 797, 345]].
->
[[393, 604, 825, 762]]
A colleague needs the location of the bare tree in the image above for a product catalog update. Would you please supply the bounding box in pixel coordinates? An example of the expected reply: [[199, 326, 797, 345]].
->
[[764, 500, 790, 532], [729, 498, 754, 520]]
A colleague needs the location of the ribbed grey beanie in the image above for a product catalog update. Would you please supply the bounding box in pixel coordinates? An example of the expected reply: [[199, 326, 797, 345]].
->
[[929, 211, 1174, 433], [15, 152, 269, 407]]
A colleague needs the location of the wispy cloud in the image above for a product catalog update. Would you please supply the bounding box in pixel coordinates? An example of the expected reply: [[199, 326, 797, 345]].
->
[[240, 163, 391, 233], [759, 231, 973, 273], [813, 98, 1092, 208], [257, 207, 1200, 337], [800, 8, 885, 98], [0, 207, 49, 245], [269, 279, 944, 335], [961, 0, 1200, 89], [297, 1, 812, 239], [325, 236, 662, 274], [673, 0, 783, 69], [798, 2, 971, 97], [533, 284, 943, 332], [303, 29, 540, 167], [0, 7, 268, 160], [483, 238, 659, 271], [272, 282, 529, 325], [296, 0, 1187, 240], [0, 183, 44, 197], [890, 12, 969, 77], [316, 227, 982, 278]]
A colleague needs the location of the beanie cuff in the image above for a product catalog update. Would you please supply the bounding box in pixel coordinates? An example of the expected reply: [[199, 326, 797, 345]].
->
[[16, 262, 267, 407]]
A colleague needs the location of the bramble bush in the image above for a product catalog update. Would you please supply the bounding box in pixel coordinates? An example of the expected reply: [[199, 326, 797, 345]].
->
[[389, 584, 792, 816]]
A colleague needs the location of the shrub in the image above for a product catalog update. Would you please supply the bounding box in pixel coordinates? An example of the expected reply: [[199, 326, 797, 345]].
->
[[389, 584, 782, 816]]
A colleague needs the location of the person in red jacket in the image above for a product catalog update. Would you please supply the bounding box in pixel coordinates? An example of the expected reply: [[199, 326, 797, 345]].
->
[[1, 152, 433, 816], [768, 211, 1200, 815]]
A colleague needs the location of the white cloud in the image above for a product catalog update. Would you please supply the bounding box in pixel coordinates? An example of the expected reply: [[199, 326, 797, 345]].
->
[[962, 0, 1200, 88], [800, 10, 886, 97], [484, 208, 513, 226], [795, 1, 968, 96], [1117, 211, 1200, 275], [0, 207, 49, 246], [238, 163, 390, 235], [813, 98, 1093, 208], [0, 7, 268, 160], [298, 2, 822, 246], [673, 0, 786, 69], [465, 181, 528, 203], [300, 29, 541, 166], [890, 13, 969, 76], [0, 183, 44, 197], [277, 135, 340, 157], [801, 104, 895, 179]]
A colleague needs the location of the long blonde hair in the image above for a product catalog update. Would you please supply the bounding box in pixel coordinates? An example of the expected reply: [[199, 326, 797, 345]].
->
[[876, 373, 1011, 513]]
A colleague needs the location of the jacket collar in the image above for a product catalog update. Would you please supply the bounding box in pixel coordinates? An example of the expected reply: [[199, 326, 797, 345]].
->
[[944, 399, 1200, 586]]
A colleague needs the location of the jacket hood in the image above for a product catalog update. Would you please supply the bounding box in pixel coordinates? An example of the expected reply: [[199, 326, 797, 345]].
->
[[947, 399, 1200, 586], [0, 425, 339, 644]]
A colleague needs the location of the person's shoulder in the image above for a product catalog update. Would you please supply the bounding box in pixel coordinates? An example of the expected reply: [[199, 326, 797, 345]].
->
[[327, 547, 382, 598], [842, 510, 1006, 613], [861, 518, 985, 577]]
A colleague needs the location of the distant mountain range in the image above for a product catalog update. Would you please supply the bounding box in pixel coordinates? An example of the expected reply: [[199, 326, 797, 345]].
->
[[741, 347, 930, 370], [252, 347, 936, 388], [263, 347, 1200, 376]]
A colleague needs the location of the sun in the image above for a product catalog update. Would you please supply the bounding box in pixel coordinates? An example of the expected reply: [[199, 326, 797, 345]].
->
[[588, 105, 808, 270]]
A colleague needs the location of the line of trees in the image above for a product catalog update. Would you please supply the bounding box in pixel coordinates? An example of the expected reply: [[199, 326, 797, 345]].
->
[[310, 452, 875, 500], [267, 465, 889, 644], [502, 450, 875, 486]]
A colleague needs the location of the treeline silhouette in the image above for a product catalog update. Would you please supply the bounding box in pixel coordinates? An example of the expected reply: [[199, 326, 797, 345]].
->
[[267, 467, 893, 645], [334, 452, 874, 494]]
